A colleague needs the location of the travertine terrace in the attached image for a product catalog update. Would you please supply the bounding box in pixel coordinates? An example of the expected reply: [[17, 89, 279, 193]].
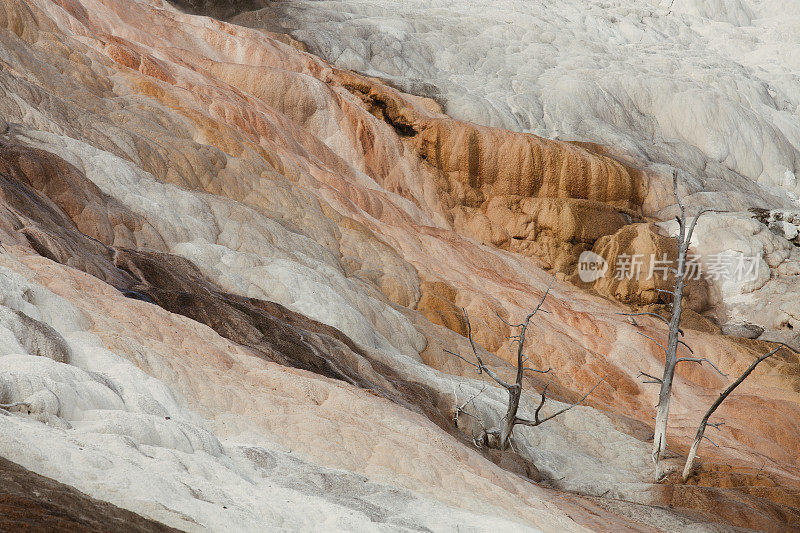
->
[[0, 0, 798, 531]]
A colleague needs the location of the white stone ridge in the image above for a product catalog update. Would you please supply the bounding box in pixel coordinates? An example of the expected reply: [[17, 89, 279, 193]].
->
[[0, 254, 550, 532], [1, 1, 796, 528], [258, 0, 800, 203], [251, 0, 800, 341], [16, 129, 426, 361], [9, 128, 658, 513]]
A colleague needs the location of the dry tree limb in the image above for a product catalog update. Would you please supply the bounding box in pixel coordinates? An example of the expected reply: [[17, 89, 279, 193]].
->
[[649, 171, 713, 479], [515, 377, 606, 427], [523, 366, 552, 374], [533, 380, 552, 424], [636, 331, 668, 353], [675, 357, 726, 377], [445, 275, 604, 451], [491, 275, 557, 449], [682, 345, 783, 481], [452, 384, 487, 427], [677, 340, 693, 353], [620, 197, 732, 479], [521, 355, 552, 375], [638, 371, 663, 384], [618, 312, 672, 329]]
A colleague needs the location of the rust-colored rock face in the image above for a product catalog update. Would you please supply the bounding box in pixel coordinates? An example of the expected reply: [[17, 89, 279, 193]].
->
[[338, 70, 649, 273], [576, 222, 710, 312], [413, 121, 643, 209], [0, 0, 798, 531]]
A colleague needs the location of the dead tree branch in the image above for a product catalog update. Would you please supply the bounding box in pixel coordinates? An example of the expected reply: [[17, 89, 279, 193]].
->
[[682, 345, 784, 481], [523, 366, 552, 375], [444, 308, 513, 389], [446, 275, 605, 451], [533, 381, 551, 424], [636, 331, 667, 353], [618, 312, 671, 327], [619, 312, 683, 336], [677, 340, 693, 353], [650, 171, 710, 479], [453, 384, 486, 425], [515, 377, 606, 427], [676, 357, 727, 377], [638, 371, 663, 384]]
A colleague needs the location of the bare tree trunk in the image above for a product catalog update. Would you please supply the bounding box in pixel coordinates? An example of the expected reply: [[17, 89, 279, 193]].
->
[[682, 345, 782, 481], [498, 289, 534, 450], [499, 386, 521, 450], [682, 416, 708, 483], [652, 243, 684, 469], [652, 175, 688, 474], [446, 276, 604, 451], [649, 172, 712, 479]]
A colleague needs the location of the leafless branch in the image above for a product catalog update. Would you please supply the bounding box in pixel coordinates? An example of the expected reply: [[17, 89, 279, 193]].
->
[[686, 208, 718, 244], [636, 331, 667, 353], [618, 312, 670, 327], [454, 384, 486, 418], [516, 377, 606, 427], [682, 345, 786, 481], [452, 383, 491, 443], [652, 170, 703, 479], [495, 310, 522, 328], [523, 366, 552, 374], [443, 348, 480, 370], [621, 311, 685, 337], [638, 371, 663, 384], [521, 275, 557, 327], [460, 308, 514, 390], [533, 380, 551, 424], [446, 274, 605, 451], [673, 172, 686, 231], [676, 357, 727, 377]]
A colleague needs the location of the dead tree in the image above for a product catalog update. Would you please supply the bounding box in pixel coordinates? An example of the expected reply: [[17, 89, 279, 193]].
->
[[626, 171, 717, 479], [681, 344, 785, 481], [447, 276, 606, 451]]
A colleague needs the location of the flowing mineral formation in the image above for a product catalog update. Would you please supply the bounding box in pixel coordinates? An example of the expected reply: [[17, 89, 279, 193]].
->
[[0, 0, 798, 531]]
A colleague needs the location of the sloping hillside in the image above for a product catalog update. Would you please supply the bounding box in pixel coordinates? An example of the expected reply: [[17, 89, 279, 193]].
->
[[0, 0, 798, 530]]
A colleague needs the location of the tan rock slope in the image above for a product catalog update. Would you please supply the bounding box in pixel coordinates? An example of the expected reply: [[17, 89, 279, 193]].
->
[[0, 0, 797, 530]]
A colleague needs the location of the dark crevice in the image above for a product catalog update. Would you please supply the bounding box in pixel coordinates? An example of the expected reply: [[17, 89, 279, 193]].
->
[[119, 288, 156, 304], [341, 83, 418, 138], [370, 97, 417, 137]]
